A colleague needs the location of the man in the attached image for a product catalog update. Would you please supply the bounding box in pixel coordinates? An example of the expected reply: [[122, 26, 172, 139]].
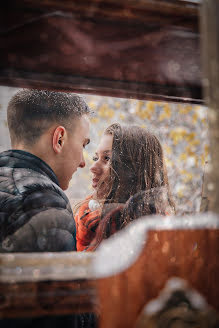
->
[[0, 89, 90, 252]]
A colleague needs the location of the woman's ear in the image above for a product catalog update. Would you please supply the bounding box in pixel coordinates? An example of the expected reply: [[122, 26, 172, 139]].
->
[[52, 126, 66, 154]]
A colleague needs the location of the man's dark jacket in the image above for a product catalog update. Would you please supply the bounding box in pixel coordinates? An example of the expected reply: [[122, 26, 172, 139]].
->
[[0, 150, 76, 252]]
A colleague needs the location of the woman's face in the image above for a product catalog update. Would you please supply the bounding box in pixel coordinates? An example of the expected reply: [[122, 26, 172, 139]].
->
[[90, 134, 113, 197]]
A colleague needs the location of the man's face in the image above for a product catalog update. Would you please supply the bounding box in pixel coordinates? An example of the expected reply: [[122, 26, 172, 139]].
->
[[60, 115, 90, 190]]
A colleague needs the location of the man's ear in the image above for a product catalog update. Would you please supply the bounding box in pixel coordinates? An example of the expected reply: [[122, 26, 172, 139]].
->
[[52, 126, 66, 154]]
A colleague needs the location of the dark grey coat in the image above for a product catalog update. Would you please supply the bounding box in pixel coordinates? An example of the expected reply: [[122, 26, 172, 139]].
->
[[0, 150, 76, 252]]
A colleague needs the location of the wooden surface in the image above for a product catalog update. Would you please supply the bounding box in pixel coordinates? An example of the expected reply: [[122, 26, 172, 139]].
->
[[5, 0, 199, 22], [0, 252, 94, 283], [0, 279, 97, 318], [201, 0, 219, 213], [0, 0, 202, 103], [97, 229, 219, 328], [0, 226, 219, 324], [0, 252, 97, 318]]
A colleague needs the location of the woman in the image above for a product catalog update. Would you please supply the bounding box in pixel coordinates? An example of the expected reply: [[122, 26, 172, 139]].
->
[[75, 123, 175, 251]]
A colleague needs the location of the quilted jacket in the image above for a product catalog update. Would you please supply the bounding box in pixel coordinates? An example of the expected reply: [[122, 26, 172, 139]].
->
[[0, 150, 76, 252]]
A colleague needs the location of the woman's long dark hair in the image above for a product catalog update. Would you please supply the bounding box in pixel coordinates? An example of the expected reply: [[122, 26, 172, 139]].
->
[[86, 124, 175, 249], [103, 123, 174, 209]]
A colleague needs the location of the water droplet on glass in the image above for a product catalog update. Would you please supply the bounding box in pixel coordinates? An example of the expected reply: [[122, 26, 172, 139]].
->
[[207, 183, 214, 191]]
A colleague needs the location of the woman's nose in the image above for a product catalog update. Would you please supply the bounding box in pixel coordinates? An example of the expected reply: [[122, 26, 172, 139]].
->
[[90, 161, 101, 174]]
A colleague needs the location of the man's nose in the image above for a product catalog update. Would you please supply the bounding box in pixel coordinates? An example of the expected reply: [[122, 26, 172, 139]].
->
[[79, 153, 85, 168], [79, 160, 85, 168]]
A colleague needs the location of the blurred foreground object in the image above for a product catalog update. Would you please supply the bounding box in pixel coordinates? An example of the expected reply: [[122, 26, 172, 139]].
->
[[1, 214, 219, 328], [136, 278, 219, 328], [201, 0, 219, 214], [0, 0, 201, 103], [96, 214, 219, 328]]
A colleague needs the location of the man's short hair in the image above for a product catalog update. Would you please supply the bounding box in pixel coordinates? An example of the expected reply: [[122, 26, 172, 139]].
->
[[7, 89, 90, 146]]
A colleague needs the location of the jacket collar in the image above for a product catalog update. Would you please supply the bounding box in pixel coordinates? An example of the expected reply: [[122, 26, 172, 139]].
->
[[0, 150, 59, 186]]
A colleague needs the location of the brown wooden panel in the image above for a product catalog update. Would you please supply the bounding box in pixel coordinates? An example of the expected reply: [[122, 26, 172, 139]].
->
[[0, 279, 97, 318], [2, 0, 199, 26], [0, 252, 97, 318], [0, 1, 202, 103], [0, 227, 218, 323], [97, 229, 219, 328], [201, 0, 219, 213]]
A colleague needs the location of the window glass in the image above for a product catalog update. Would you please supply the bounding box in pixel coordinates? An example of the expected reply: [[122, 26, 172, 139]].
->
[[68, 94, 208, 215], [0, 86, 209, 216]]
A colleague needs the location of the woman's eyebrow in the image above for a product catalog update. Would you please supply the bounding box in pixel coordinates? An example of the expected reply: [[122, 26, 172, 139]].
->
[[103, 150, 111, 154], [96, 150, 111, 155]]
